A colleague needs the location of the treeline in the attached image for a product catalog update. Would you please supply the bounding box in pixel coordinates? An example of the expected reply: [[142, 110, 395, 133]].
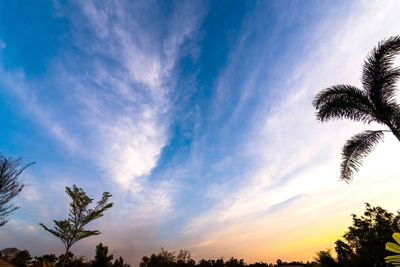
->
[[4, 246, 319, 267], [1, 243, 129, 267], [138, 249, 317, 267]]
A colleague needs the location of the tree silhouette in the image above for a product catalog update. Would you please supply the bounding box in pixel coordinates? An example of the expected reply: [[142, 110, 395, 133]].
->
[[39, 185, 113, 263], [33, 254, 58, 264], [334, 203, 400, 266], [11, 250, 32, 267], [313, 36, 400, 181], [0, 154, 34, 226], [314, 249, 338, 267], [113, 256, 130, 267], [92, 243, 113, 267]]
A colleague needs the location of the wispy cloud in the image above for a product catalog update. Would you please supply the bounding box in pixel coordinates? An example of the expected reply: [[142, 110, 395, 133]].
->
[[1, 0, 206, 192], [180, 0, 400, 262]]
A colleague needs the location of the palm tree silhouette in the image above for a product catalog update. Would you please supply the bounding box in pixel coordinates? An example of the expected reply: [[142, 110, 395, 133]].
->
[[313, 36, 400, 182]]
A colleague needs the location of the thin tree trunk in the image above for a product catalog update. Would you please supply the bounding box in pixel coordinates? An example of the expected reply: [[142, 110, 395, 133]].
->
[[62, 246, 71, 264]]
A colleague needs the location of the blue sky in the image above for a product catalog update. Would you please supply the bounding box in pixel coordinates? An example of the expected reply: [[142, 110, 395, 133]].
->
[[2, 0, 400, 265]]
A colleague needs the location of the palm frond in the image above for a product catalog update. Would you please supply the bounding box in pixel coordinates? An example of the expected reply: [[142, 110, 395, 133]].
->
[[340, 130, 384, 182], [313, 85, 376, 123], [362, 36, 400, 107]]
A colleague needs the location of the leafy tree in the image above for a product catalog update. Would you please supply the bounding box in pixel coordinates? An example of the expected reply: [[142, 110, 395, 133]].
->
[[11, 250, 32, 267], [177, 250, 195, 267], [334, 203, 400, 266], [177, 250, 191, 263], [34, 254, 58, 264], [91, 243, 129, 267], [113, 256, 130, 267], [157, 249, 176, 264], [225, 257, 244, 267], [60, 255, 90, 267], [39, 185, 113, 262], [140, 249, 197, 267], [145, 249, 176, 267], [0, 154, 34, 226], [42, 254, 58, 263], [92, 243, 113, 267], [198, 259, 212, 267], [139, 256, 150, 267], [57, 252, 74, 265], [247, 263, 272, 267], [314, 249, 338, 267], [312, 36, 400, 181], [213, 259, 224, 267]]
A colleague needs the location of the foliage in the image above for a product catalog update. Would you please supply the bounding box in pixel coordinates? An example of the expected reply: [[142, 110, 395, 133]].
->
[[92, 243, 113, 267], [334, 203, 400, 266], [177, 250, 195, 267], [312, 35, 400, 181], [5, 246, 331, 267], [93, 242, 131, 267], [273, 259, 315, 267], [11, 250, 32, 267], [42, 254, 59, 263], [140, 249, 177, 267], [314, 249, 337, 267], [57, 255, 91, 267], [113, 256, 130, 267], [57, 252, 75, 265], [39, 185, 113, 261], [139, 256, 150, 267], [226, 258, 244, 267], [139, 249, 318, 267], [52, 243, 128, 267], [34, 254, 58, 264], [385, 233, 400, 266], [0, 154, 34, 226]]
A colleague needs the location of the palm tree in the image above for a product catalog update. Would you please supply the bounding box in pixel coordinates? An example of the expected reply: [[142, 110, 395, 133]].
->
[[313, 36, 400, 182]]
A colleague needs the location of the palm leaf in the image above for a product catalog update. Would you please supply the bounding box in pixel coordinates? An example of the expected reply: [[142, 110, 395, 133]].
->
[[313, 85, 375, 123], [387, 242, 400, 254], [393, 233, 400, 245], [362, 36, 400, 109], [340, 130, 384, 181]]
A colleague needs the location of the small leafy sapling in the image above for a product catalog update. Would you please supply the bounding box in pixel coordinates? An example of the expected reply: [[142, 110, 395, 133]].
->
[[40, 185, 113, 262]]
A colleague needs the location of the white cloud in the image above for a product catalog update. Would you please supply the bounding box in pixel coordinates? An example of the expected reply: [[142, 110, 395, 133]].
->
[[63, 0, 207, 195]]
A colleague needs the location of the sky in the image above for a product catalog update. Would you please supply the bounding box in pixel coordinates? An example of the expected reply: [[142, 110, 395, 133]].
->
[[2, 0, 400, 265]]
